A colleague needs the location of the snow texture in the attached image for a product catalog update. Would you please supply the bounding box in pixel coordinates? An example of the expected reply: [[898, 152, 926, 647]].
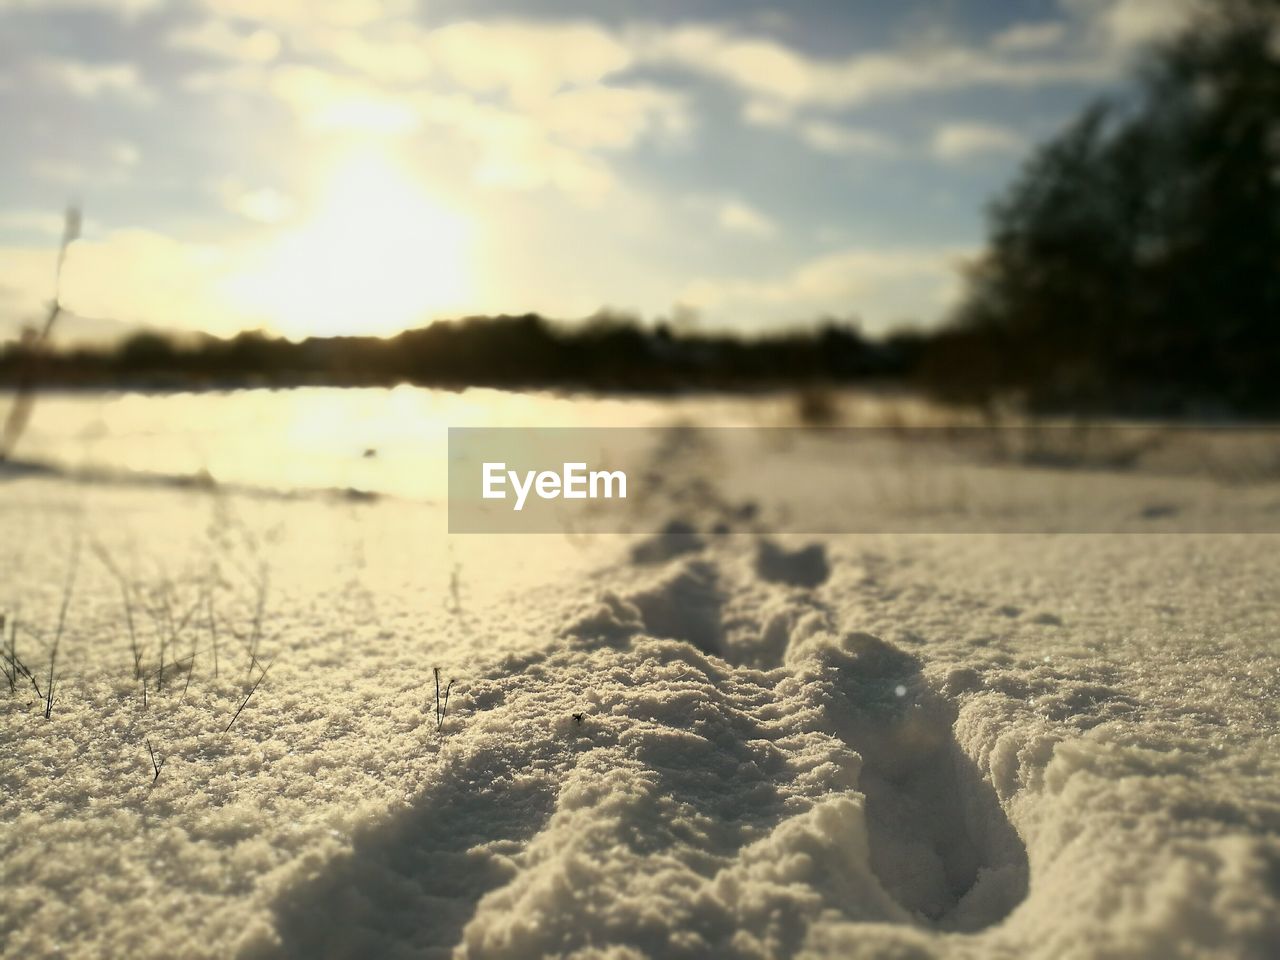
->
[[2, 393, 1278, 960]]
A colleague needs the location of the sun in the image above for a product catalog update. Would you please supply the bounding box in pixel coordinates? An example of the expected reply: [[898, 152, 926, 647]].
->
[[232, 151, 473, 339]]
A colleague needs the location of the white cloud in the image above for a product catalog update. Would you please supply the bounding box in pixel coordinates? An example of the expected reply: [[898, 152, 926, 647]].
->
[[993, 22, 1069, 52], [932, 122, 1027, 162], [1103, 0, 1200, 48], [197, 0, 412, 28], [413, 83, 687, 202], [637, 24, 1112, 109], [426, 20, 634, 105], [0, 230, 241, 333], [717, 200, 775, 238], [741, 99, 792, 128], [31, 141, 138, 185], [257, 67, 685, 201], [0, 210, 75, 236], [479, 140, 614, 203], [35, 58, 148, 100], [168, 20, 281, 63], [174, 15, 687, 204], [420, 94, 616, 202], [682, 247, 969, 330], [30, 159, 87, 184], [1063, 0, 1204, 52], [184, 11, 637, 100], [0, 0, 159, 15], [163, 14, 1128, 205], [267, 64, 420, 134], [641, 27, 817, 102], [798, 121, 898, 157], [300, 23, 432, 83], [108, 141, 141, 167], [531, 85, 689, 151], [176, 7, 1191, 110], [216, 181, 293, 224]]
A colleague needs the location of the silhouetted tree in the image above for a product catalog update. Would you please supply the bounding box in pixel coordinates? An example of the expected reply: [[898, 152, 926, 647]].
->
[[933, 0, 1280, 414]]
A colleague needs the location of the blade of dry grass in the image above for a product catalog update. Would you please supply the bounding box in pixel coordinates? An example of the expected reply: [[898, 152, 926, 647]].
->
[[224, 660, 272, 734]]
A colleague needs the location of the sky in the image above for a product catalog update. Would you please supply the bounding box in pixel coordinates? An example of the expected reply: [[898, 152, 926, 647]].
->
[[0, 0, 1202, 342]]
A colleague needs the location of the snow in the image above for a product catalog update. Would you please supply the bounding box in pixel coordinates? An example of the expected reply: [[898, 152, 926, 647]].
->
[[1, 389, 1278, 959]]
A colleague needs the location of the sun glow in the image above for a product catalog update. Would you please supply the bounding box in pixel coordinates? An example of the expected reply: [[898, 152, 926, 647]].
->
[[232, 152, 473, 339]]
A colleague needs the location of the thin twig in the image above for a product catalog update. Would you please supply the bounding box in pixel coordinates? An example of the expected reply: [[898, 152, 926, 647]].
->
[[206, 590, 219, 679], [3, 613, 43, 700], [145, 737, 165, 783], [247, 563, 268, 672], [44, 540, 80, 719], [181, 639, 196, 700], [181, 586, 204, 701], [434, 666, 454, 732], [2, 614, 11, 693], [92, 542, 143, 678], [224, 660, 272, 734]]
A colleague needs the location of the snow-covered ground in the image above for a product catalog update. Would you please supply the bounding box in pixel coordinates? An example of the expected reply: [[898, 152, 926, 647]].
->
[[1, 388, 1277, 959]]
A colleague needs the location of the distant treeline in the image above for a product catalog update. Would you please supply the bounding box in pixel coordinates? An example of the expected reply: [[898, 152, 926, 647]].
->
[[0, 315, 929, 393]]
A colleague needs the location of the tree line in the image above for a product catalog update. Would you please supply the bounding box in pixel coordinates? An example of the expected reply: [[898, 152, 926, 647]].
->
[[0, 314, 926, 393]]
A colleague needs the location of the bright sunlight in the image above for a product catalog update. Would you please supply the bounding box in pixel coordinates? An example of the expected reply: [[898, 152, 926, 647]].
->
[[231, 151, 474, 339]]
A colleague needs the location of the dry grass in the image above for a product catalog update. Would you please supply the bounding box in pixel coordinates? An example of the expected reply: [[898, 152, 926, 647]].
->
[[434, 666, 454, 733]]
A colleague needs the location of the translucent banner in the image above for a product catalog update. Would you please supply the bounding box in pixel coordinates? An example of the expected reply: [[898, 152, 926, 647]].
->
[[448, 426, 1280, 534]]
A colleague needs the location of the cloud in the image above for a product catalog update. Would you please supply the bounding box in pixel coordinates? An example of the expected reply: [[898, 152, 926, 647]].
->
[[30, 159, 87, 183], [266, 64, 420, 134], [197, 0, 412, 28], [34, 58, 148, 100], [176, 12, 1152, 120], [1059, 0, 1208, 57], [1062, 0, 1204, 51], [640, 27, 817, 102], [298, 23, 433, 83], [0, 0, 159, 15], [419, 94, 617, 202], [165, 13, 1123, 203], [109, 141, 141, 167], [269, 72, 685, 201], [993, 22, 1069, 52], [216, 180, 293, 224], [426, 21, 634, 105], [465, 85, 686, 200], [183, 11, 635, 99], [682, 247, 969, 330], [932, 122, 1027, 162], [798, 121, 898, 157], [168, 20, 281, 63], [741, 99, 792, 128], [408, 83, 686, 203], [0, 230, 241, 333], [1103, 0, 1200, 48], [167, 9, 1191, 114], [717, 200, 775, 238], [174, 15, 687, 204], [637, 23, 1112, 109], [530, 85, 689, 151], [30, 141, 139, 185], [0, 210, 78, 236]]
